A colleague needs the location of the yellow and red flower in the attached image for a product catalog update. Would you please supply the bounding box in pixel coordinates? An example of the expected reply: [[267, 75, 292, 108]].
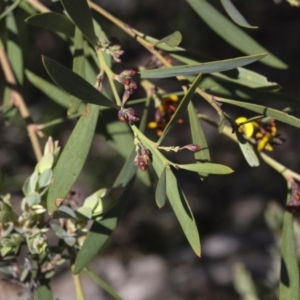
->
[[236, 117, 284, 151], [148, 95, 183, 136]]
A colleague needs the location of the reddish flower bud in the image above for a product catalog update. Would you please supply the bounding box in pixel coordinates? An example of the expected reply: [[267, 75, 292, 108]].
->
[[118, 108, 139, 124], [286, 182, 300, 216], [120, 69, 136, 77], [134, 155, 148, 172], [122, 90, 131, 105], [118, 110, 126, 122], [181, 144, 201, 152]]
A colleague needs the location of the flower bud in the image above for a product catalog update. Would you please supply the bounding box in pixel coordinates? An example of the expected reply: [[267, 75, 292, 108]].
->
[[181, 144, 201, 152]]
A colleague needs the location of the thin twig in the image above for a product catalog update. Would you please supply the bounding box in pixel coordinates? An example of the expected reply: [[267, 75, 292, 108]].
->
[[72, 266, 85, 300], [88, 1, 223, 116], [26, 0, 50, 12], [0, 47, 42, 161]]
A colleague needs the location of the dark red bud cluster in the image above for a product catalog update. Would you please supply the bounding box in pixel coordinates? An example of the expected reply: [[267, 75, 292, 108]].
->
[[115, 70, 138, 106], [134, 146, 151, 172], [286, 182, 300, 216], [118, 108, 139, 124]]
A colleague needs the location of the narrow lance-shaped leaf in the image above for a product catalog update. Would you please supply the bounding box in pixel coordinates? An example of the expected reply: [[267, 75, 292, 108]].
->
[[212, 67, 279, 89], [217, 97, 300, 128], [220, 0, 258, 29], [73, 151, 137, 274], [139, 53, 266, 79], [0, 0, 22, 21], [155, 167, 167, 208], [158, 73, 203, 144], [25, 70, 69, 108], [46, 104, 99, 213], [6, 12, 23, 85], [132, 126, 201, 256], [279, 183, 300, 300], [42, 56, 119, 109], [60, 0, 98, 46], [155, 31, 182, 48], [135, 31, 281, 90], [178, 162, 233, 174], [25, 12, 75, 36], [68, 27, 85, 116], [84, 268, 123, 300], [187, 102, 211, 178], [236, 130, 260, 167], [187, 0, 286, 69]]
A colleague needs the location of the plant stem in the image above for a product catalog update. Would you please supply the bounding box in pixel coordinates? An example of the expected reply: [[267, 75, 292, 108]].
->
[[0, 47, 42, 161], [88, 1, 223, 116], [26, 0, 50, 12], [38, 113, 82, 130], [96, 48, 122, 106], [72, 266, 85, 300]]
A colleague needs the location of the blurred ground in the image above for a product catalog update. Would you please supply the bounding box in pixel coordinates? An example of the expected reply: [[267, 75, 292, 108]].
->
[[1, 0, 300, 299]]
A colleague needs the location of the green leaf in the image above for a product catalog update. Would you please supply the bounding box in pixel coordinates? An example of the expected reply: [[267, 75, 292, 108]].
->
[[73, 151, 137, 274], [84, 268, 123, 300], [280, 187, 300, 300], [25, 12, 75, 36], [64, 236, 76, 247], [0, 0, 22, 20], [51, 224, 67, 239], [42, 56, 118, 109], [76, 206, 92, 220], [132, 126, 200, 256], [68, 27, 86, 116], [6, 12, 23, 85], [60, 0, 98, 45], [217, 97, 300, 128], [53, 205, 77, 219], [38, 169, 53, 188], [28, 171, 39, 193], [25, 192, 41, 207], [25, 70, 70, 108], [155, 167, 167, 208], [46, 104, 99, 213], [220, 0, 258, 29], [187, 0, 286, 69], [178, 162, 233, 174], [34, 284, 53, 300], [233, 263, 259, 299], [213, 67, 279, 89], [166, 164, 200, 255], [139, 53, 266, 79], [236, 130, 260, 167], [158, 73, 203, 144], [36, 153, 54, 173], [167, 51, 281, 92], [155, 31, 182, 47], [187, 102, 211, 177], [0, 210, 17, 223]]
